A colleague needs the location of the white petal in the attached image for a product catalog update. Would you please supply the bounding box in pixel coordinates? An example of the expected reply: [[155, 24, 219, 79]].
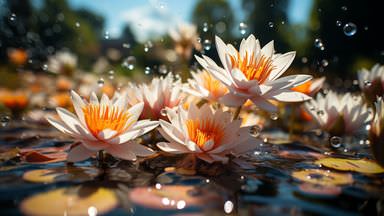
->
[[250, 96, 277, 112], [267, 51, 296, 81], [201, 139, 214, 151], [67, 144, 95, 162], [215, 35, 230, 71], [157, 141, 190, 154], [186, 140, 202, 153], [47, 117, 77, 137], [127, 141, 155, 156], [110, 120, 159, 144], [97, 129, 118, 140], [56, 108, 97, 141], [106, 144, 137, 161], [261, 40, 274, 58], [70, 90, 86, 126], [159, 120, 185, 144], [90, 92, 99, 104], [219, 93, 247, 107], [271, 91, 312, 102]]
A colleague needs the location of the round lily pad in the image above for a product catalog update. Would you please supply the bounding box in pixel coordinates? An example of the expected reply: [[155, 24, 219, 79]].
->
[[292, 169, 353, 186], [314, 158, 384, 174]]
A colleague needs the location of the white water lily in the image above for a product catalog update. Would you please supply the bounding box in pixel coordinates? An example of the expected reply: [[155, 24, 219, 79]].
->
[[370, 97, 384, 165], [195, 34, 312, 112], [169, 23, 202, 59], [156, 104, 261, 164], [357, 64, 384, 102], [126, 73, 184, 120], [304, 91, 373, 135], [47, 51, 78, 75], [47, 91, 159, 162], [184, 69, 228, 103]]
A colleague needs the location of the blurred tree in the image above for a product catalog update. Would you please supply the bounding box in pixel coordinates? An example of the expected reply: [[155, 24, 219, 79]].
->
[[241, 0, 290, 51], [308, 0, 384, 78], [192, 0, 235, 41]]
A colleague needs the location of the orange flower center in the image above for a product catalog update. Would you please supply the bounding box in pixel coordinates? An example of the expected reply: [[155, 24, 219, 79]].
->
[[200, 71, 228, 98], [229, 51, 275, 84], [82, 104, 131, 137], [291, 80, 312, 95], [186, 119, 224, 151]]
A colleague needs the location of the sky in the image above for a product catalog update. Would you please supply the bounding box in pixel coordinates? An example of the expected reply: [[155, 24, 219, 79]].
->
[[63, 0, 312, 42]]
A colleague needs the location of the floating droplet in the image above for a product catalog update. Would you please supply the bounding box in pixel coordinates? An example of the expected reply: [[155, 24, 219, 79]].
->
[[160, 108, 167, 116], [270, 113, 279, 120], [0, 115, 11, 127], [321, 59, 329, 67], [122, 56, 136, 70], [97, 78, 105, 87], [42, 64, 48, 71], [144, 67, 151, 75], [239, 22, 248, 35], [122, 43, 130, 48], [343, 22, 357, 36], [249, 125, 261, 137], [158, 65, 167, 74], [330, 136, 342, 148], [336, 20, 342, 27], [268, 22, 274, 28], [364, 26, 368, 31], [75, 22, 80, 28], [341, 6, 348, 11], [301, 57, 308, 63], [314, 38, 324, 50], [203, 39, 211, 50], [9, 13, 16, 21], [108, 70, 115, 80], [364, 80, 372, 87], [224, 200, 234, 214], [104, 31, 110, 39], [203, 22, 209, 32]]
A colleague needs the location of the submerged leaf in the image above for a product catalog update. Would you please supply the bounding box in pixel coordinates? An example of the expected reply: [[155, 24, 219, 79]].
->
[[20, 151, 67, 164], [315, 158, 384, 174], [292, 169, 353, 186], [21, 187, 117, 215], [23, 167, 101, 183]]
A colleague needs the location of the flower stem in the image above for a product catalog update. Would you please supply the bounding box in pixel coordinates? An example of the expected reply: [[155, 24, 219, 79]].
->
[[97, 150, 105, 167], [233, 106, 242, 120]]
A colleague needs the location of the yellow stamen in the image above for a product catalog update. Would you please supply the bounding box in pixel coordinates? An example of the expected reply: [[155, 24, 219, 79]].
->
[[186, 119, 224, 151], [82, 104, 131, 137], [229, 51, 275, 84], [200, 71, 228, 98]]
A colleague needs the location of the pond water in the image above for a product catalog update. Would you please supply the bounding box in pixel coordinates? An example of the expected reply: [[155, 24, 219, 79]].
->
[[1, 120, 382, 216]]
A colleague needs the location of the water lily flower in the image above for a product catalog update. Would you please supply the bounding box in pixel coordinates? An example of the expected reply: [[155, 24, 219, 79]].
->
[[370, 97, 384, 166], [7, 48, 28, 65], [0, 89, 29, 111], [304, 91, 372, 136], [169, 23, 202, 60], [291, 77, 326, 96], [126, 73, 184, 120], [47, 91, 159, 162], [157, 104, 261, 164], [195, 34, 312, 112], [358, 64, 384, 103], [184, 69, 228, 103], [47, 51, 78, 76]]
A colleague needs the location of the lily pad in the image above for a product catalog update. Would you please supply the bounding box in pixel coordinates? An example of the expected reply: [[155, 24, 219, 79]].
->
[[20, 151, 67, 164], [314, 158, 384, 174], [292, 169, 353, 186], [21, 187, 118, 216], [298, 183, 342, 197], [23, 167, 101, 183]]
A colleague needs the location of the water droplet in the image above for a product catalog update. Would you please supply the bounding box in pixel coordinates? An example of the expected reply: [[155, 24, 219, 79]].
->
[[270, 113, 279, 120], [158, 1, 166, 9], [341, 6, 348, 11], [321, 59, 329, 67], [301, 57, 308, 63], [203, 22, 209, 32], [268, 22, 274, 28], [122, 56, 136, 70], [108, 70, 115, 80], [176, 200, 186, 209], [97, 78, 105, 87], [160, 108, 167, 116], [239, 22, 248, 35], [263, 137, 268, 143], [122, 43, 130, 48], [281, 21, 285, 25], [249, 125, 261, 137], [330, 136, 342, 148], [196, 37, 201, 43], [155, 183, 162, 189], [343, 22, 357, 36], [0, 115, 11, 127], [314, 38, 324, 50], [203, 39, 211, 50], [75, 22, 80, 28], [224, 200, 234, 214], [88, 206, 98, 216], [364, 80, 372, 87], [104, 31, 110, 39], [364, 26, 369, 31], [158, 65, 167, 74], [144, 67, 151, 75], [9, 13, 16, 21], [42, 64, 48, 71], [336, 20, 342, 27]]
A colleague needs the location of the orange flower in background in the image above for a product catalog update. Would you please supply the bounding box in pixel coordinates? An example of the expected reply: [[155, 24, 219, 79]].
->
[[56, 76, 73, 91], [49, 93, 71, 108], [7, 48, 28, 65], [0, 89, 29, 110]]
